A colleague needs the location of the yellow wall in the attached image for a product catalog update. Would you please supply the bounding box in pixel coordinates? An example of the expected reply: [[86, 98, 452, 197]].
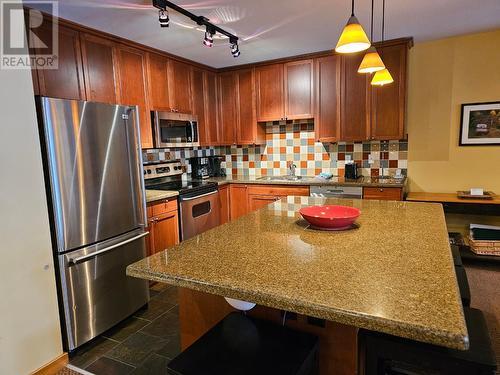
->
[[407, 29, 500, 193]]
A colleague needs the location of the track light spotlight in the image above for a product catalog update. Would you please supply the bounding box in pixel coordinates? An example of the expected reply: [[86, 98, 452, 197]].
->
[[230, 40, 240, 57], [158, 9, 169, 28], [203, 30, 214, 47]]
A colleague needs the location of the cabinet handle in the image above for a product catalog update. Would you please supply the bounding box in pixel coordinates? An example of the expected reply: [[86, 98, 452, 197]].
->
[[379, 188, 384, 192]]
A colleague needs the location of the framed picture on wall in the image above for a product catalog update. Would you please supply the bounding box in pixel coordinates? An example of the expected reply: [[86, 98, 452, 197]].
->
[[460, 102, 500, 146]]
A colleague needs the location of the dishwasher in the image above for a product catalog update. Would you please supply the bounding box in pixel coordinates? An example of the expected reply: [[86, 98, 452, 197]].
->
[[310, 185, 363, 199]]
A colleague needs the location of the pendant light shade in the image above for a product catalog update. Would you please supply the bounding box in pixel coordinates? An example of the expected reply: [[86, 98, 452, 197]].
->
[[335, 15, 371, 54], [371, 68, 393, 86], [358, 46, 385, 73], [357, 0, 384, 73], [335, 0, 371, 54]]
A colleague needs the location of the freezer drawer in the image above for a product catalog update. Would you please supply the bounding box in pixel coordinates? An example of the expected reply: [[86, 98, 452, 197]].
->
[[59, 230, 149, 351]]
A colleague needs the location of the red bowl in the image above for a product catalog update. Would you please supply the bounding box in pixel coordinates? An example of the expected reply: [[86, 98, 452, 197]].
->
[[299, 205, 361, 229]]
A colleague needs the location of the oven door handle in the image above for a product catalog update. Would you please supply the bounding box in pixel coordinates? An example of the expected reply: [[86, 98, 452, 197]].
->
[[181, 190, 218, 201]]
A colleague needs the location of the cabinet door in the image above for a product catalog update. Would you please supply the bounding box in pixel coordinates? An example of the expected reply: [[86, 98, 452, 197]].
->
[[229, 185, 249, 220], [255, 64, 285, 121], [363, 187, 403, 201], [218, 72, 238, 145], [248, 194, 279, 212], [34, 24, 85, 100], [80, 34, 118, 103], [116, 46, 152, 149], [219, 185, 230, 225], [151, 211, 180, 253], [315, 55, 341, 142], [284, 60, 314, 120], [370, 43, 407, 140], [341, 54, 371, 141], [204, 71, 220, 145], [146, 53, 170, 111], [168, 60, 192, 113], [191, 67, 207, 145], [236, 69, 264, 145]]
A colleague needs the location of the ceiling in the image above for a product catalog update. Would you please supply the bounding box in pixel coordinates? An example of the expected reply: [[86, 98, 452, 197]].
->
[[28, 0, 500, 68]]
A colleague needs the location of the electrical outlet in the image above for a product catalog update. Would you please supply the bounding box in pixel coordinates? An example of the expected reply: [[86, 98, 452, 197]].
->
[[345, 154, 351, 162], [368, 155, 374, 165]]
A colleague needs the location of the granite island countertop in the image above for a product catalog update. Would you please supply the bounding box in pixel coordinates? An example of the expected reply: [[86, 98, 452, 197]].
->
[[127, 196, 468, 350], [206, 175, 407, 188]]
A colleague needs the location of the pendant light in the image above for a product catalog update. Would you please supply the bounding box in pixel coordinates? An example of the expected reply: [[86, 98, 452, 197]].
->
[[371, 0, 394, 85], [335, 0, 371, 54], [358, 0, 385, 73]]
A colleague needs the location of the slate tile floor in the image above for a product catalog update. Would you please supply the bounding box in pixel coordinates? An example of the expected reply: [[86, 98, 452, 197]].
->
[[69, 283, 181, 375]]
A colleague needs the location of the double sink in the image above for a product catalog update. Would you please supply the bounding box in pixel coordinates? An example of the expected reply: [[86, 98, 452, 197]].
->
[[257, 175, 315, 182]]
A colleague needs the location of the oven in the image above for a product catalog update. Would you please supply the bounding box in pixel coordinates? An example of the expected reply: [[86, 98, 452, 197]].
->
[[179, 187, 220, 241], [152, 111, 199, 148]]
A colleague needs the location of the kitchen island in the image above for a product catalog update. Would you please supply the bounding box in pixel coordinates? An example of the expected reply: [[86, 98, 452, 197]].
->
[[127, 196, 468, 374]]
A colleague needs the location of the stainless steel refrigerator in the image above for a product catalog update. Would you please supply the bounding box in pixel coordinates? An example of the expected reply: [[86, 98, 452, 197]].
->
[[37, 97, 149, 351]]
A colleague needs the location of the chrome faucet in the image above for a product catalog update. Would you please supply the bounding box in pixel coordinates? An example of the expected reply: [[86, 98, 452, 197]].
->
[[289, 162, 297, 177]]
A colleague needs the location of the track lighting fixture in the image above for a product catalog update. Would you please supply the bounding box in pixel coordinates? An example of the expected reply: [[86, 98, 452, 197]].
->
[[152, 0, 240, 58], [158, 9, 169, 28], [230, 38, 240, 58], [203, 29, 214, 47]]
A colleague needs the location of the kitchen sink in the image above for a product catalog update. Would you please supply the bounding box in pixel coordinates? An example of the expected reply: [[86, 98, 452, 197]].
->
[[257, 176, 314, 181]]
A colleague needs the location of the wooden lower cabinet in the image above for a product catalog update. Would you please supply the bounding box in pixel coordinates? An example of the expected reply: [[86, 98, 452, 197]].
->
[[229, 185, 250, 220], [229, 184, 310, 221], [146, 198, 180, 256], [363, 187, 403, 201], [248, 194, 280, 211], [219, 185, 230, 225]]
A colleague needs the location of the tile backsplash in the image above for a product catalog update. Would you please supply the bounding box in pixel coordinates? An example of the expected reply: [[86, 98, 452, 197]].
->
[[143, 119, 408, 178]]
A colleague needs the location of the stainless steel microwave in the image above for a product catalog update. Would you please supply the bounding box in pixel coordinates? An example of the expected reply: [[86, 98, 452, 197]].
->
[[152, 111, 199, 148]]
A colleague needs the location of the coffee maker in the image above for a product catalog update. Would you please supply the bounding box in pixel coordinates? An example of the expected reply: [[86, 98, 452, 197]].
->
[[190, 157, 210, 179], [208, 156, 226, 177], [190, 156, 226, 179], [345, 162, 359, 180]]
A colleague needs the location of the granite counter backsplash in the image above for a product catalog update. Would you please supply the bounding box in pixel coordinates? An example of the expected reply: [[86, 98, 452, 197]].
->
[[143, 119, 408, 178]]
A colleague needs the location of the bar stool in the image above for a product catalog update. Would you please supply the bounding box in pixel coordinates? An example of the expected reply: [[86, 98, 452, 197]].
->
[[451, 244, 463, 266], [455, 265, 471, 307], [167, 312, 319, 375], [360, 307, 497, 375]]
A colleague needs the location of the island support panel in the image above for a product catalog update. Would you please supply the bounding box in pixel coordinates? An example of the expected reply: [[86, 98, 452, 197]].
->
[[178, 287, 358, 375]]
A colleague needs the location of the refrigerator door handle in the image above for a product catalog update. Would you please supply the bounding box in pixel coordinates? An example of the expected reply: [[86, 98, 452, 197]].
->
[[69, 232, 149, 265]]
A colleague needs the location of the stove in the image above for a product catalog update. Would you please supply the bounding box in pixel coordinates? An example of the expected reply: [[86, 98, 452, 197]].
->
[[146, 179, 218, 198], [143, 161, 220, 241]]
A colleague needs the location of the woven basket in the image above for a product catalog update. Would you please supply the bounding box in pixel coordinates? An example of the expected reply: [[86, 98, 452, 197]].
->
[[467, 235, 500, 256]]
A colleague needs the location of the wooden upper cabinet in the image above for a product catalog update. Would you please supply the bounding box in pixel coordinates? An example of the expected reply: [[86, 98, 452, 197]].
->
[[115, 45, 152, 149], [204, 71, 220, 145], [341, 53, 371, 141], [315, 55, 341, 142], [370, 43, 407, 140], [146, 53, 170, 110], [236, 69, 264, 145], [168, 60, 192, 113], [284, 60, 314, 120], [191, 68, 207, 145], [255, 63, 285, 121], [80, 34, 118, 103], [34, 24, 85, 100], [218, 71, 238, 145]]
